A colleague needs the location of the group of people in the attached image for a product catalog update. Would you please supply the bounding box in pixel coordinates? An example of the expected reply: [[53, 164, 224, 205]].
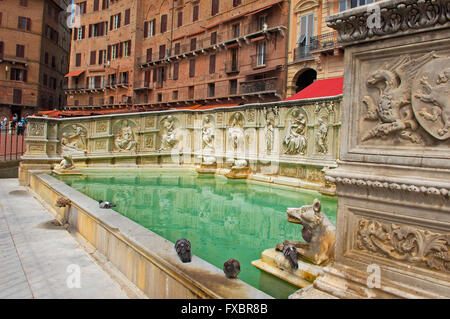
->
[[0, 114, 27, 135]]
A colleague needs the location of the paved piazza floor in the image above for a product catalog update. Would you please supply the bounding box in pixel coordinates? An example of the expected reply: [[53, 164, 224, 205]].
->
[[0, 179, 128, 299]]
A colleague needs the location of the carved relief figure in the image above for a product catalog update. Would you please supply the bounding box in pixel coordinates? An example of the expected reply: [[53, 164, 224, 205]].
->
[[413, 61, 450, 140], [114, 126, 137, 151], [61, 124, 87, 152], [159, 115, 178, 151], [202, 116, 215, 152], [276, 199, 336, 265], [28, 122, 45, 137], [284, 109, 307, 155], [357, 218, 449, 273], [264, 106, 278, 154], [316, 117, 329, 154], [361, 52, 438, 143], [228, 112, 244, 152], [58, 154, 74, 170]]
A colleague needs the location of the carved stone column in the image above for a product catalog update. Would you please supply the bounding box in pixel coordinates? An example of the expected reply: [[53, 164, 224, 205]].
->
[[313, 0, 450, 298]]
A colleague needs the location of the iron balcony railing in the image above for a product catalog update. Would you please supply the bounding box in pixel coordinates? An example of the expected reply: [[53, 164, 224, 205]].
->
[[294, 31, 341, 61], [240, 77, 279, 95], [133, 81, 154, 90], [0, 125, 26, 161]]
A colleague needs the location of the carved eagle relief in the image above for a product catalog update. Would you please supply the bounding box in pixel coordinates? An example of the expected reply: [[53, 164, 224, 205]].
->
[[361, 51, 447, 144]]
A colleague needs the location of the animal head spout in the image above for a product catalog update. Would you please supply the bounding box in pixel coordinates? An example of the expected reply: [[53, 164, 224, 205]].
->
[[287, 198, 323, 229], [175, 238, 192, 263]]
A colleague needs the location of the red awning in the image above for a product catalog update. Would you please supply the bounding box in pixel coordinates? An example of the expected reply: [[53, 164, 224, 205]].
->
[[284, 77, 343, 101], [250, 35, 266, 42], [64, 70, 85, 78]]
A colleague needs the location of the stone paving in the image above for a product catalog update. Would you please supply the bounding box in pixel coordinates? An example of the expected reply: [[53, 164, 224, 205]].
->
[[0, 178, 128, 299]]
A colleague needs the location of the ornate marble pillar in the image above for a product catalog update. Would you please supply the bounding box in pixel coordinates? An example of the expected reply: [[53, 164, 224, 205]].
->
[[314, 0, 450, 298]]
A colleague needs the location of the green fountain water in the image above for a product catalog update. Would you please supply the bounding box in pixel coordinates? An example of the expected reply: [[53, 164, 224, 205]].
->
[[54, 170, 337, 298]]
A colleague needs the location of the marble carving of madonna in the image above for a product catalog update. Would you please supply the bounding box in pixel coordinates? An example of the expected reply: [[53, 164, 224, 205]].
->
[[284, 110, 307, 155]]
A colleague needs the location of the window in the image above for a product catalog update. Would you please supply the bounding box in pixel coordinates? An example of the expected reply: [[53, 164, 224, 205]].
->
[[173, 62, 179, 80], [10, 68, 27, 82], [230, 79, 237, 95], [232, 24, 240, 38], [159, 44, 166, 59], [0, 13, 2, 27], [190, 38, 197, 51], [13, 89, 22, 104], [75, 53, 81, 67], [89, 96, 94, 105], [0, 42, 3, 59], [193, 5, 199, 22], [146, 48, 152, 62], [297, 13, 314, 58], [18, 17, 31, 31], [256, 41, 267, 67], [45, 52, 49, 64], [209, 54, 216, 74], [111, 13, 121, 30], [258, 15, 267, 30], [188, 86, 194, 99], [90, 51, 96, 65], [94, 0, 100, 11], [16, 44, 25, 58], [189, 59, 195, 77], [339, 0, 374, 11], [102, 0, 109, 10], [51, 56, 56, 68], [211, 32, 217, 45], [98, 50, 106, 64], [177, 11, 183, 27], [124, 9, 130, 25], [172, 91, 178, 100], [157, 93, 162, 102], [19, 0, 27, 7], [233, 0, 241, 7], [174, 42, 180, 55], [212, 0, 219, 16], [208, 83, 215, 97], [160, 14, 167, 33], [77, 26, 85, 40], [144, 19, 155, 38], [43, 74, 48, 86], [78, 2, 87, 14]]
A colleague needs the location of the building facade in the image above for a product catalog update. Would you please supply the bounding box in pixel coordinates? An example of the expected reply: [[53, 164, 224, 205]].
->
[[0, 0, 71, 120], [287, 0, 381, 96], [65, 0, 289, 110]]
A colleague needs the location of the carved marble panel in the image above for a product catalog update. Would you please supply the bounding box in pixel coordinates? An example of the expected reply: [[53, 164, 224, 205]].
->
[[112, 119, 137, 152], [60, 124, 88, 153]]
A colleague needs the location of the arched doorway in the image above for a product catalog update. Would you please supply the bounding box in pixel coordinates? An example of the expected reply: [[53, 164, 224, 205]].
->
[[295, 68, 317, 93]]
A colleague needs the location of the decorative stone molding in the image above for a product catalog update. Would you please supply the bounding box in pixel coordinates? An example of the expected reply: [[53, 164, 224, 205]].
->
[[325, 175, 449, 197], [356, 217, 449, 273], [294, 0, 319, 14], [326, 0, 450, 44]]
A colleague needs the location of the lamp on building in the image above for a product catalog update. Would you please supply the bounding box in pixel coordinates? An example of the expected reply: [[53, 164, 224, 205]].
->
[[5, 66, 9, 72]]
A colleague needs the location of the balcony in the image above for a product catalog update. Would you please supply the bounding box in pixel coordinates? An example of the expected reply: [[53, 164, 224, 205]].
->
[[133, 81, 154, 91], [106, 79, 130, 89], [239, 77, 280, 97], [64, 84, 105, 94], [294, 31, 341, 62], [0, 54, 28, 66]]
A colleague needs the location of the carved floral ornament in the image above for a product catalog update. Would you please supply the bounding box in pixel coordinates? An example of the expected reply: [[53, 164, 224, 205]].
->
[[361, 52, 450, 144], [327, 0, 450, 43], [356, 218, 449, 273]]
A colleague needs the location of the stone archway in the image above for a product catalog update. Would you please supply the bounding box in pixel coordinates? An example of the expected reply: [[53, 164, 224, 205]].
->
[[294, 68, 317, 93]]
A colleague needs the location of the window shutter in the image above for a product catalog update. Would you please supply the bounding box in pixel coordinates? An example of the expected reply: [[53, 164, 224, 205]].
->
[[146, 48, 152, 62], [153, 68, 157, 82], [90, 51, 96, 65], [144, 21, 148, 38], [119, 42, 123, 57], [89, 24, 92, 37], [125, 9, 130, 25], [177, 11, 182, 27], [73, 28, 77, 40], [161, 15, 167, 33], [98, 50, 103, 64], [211, 32, 217, 45], [76, 53, 81, 66], [81, 26, 85, 39], [94, 0, 99, 11], [26, 18, 31, 31], [173, 62, 179, 80], [193, 5, 199, 22], [0, 42, 3, 59], [23, 69, 27, 82], [107, 45, 111, 60], [127, 40, 131, 56], [110, 16, 113, 30], [118, 13, 121, 28], [212, 0, 219, 16], [190, 38, 196, 51], [189, 59, 195, 77], [209, 54, 216, 74]]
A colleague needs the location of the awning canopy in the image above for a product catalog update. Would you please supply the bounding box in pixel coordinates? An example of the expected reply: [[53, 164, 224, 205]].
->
[[284, 77, 343, 101], [64, 70, 85, 78]]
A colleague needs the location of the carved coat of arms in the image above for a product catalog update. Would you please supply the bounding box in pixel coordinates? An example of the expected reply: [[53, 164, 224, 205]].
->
[[361, 52, 450, 143]]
